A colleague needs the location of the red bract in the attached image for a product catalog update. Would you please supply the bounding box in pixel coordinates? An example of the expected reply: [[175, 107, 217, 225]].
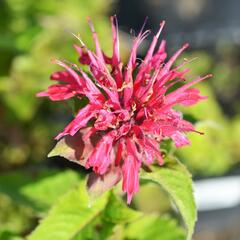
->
[[37, 17, 211, 204]]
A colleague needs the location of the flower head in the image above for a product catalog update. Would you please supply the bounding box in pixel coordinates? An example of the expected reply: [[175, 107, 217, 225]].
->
[[37, 16, 211, 204]]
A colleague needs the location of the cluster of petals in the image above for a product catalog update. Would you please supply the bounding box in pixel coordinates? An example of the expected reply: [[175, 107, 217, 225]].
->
[[37, 16, 210, 203]]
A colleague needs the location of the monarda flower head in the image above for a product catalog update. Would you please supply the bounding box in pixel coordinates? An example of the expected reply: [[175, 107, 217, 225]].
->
[[37, 17, 211, 204]]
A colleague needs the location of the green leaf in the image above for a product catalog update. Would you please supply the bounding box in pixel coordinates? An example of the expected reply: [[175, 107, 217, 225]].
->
[[27, 181, 108, 240], [107, 225, 125, 240], [0, 169, 82, 212], [140, 157, 196, 240], [73, 191, 141, 240], [73, 217, 115, 240], [0, 229, 24, 240], [103, 192, 142, 224], [125, 214, 185, 240], [21, 170, 82, 212]]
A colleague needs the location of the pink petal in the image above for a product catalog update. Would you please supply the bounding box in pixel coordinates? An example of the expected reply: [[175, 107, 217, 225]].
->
[[87, 17, 105, 63], [122, 138, 141, 204], [115, 140, 124, 166], [73, 44, 91, 65], [50, 71, 76, 84], [86, 130, 117, 175], [36, 84, 78, 101], [137, 136, 164, 165], [174, 88, 208, 106], [123, 28, 150, 107], [160, 43, 189, 76], [94, 110, 116, 130], [55, 104, 98, 140], [52, 59, 85, 87], [143, 21, 165, 63], [110, 15, 120, 66], [171, 131, 190, 148], [165, 74, 212, 105]]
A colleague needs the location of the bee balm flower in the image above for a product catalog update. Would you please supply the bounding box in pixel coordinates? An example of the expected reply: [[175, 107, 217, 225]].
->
[[37, 17, 211, 204]]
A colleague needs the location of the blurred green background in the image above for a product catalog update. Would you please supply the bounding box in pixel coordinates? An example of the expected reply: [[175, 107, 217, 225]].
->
[[0, 0, 240, 239]]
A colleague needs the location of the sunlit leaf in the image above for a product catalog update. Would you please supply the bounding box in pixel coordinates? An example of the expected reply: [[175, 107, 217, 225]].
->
[[0, 229, 24, 240], [27, 181, 108, 240], [140, 157, 196, 240], [0, 169, 82, 212], [73, 217, 115, 240], [125, 214, 185, 240], [103, 192, 142, 224]]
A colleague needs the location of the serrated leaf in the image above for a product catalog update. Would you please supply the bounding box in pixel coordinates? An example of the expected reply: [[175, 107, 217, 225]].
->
[[103, 192, 142, 224], [140, 157, 196, 240], [0, 169, 81, 212], [87, 168, 121, 200], [125, 214, 185, 240], [27, 181, 108, 240], [48, 129, 101, 167], [21, 170, 82, 211]]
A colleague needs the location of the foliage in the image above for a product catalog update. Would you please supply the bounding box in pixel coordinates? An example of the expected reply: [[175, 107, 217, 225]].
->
[[1, 1, 240, 239], [0, 160, 195, 240], [0, 169, 82, 212], [27, 181, 109, 240], [124, 215, 185, 240], [141, 158, 196, 240]]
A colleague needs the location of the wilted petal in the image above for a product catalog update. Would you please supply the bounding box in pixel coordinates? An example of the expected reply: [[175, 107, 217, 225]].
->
[[48, 129, 100, 167], [87, 167, 122, 199]]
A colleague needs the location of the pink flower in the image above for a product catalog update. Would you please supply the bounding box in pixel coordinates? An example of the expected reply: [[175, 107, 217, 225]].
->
[[37, 16, 211, 204]]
